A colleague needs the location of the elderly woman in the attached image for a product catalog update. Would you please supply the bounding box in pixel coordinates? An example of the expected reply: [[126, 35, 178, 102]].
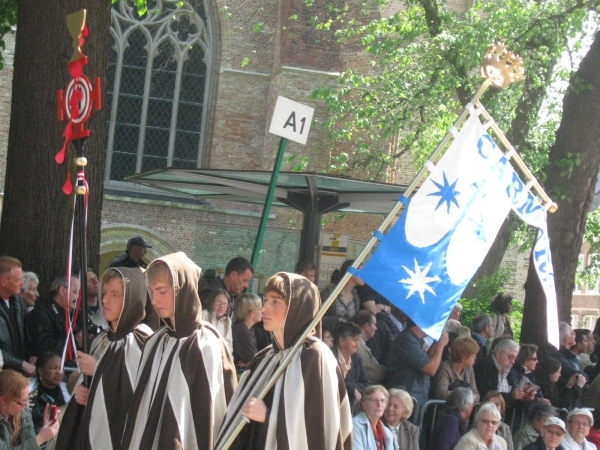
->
[[331, 320, 370, 406], [433, 336, 480, 402], [353, 385, 394, 450], [21, 272, 39, 315], [428, 387, 474, 450], [383, 388, 419, 450], [322, 260, 364, 322], [202, 287, 233, 353], [455, 403, 507, 450], [0, 369, 58, 449], [482, 391, 514, 450]]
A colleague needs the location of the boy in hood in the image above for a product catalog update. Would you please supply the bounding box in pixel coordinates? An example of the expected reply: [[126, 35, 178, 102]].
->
[[215, 272, 353, 449], [56, 267, 154, 449], [121, 252, 236, 449]]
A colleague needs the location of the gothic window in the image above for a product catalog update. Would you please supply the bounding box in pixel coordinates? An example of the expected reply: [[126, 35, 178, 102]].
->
[[105, 0, 214, 183]]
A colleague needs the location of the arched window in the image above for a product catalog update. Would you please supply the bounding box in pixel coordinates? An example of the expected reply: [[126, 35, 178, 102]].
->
[[105, 0, 214, 183]]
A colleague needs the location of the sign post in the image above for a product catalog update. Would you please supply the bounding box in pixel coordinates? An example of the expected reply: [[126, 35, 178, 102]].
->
[[250, 96, 314, 267]]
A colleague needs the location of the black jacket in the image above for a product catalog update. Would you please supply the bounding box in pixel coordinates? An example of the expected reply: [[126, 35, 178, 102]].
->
[[0, 295, 26, 371], [548, 346, 584, 382], [474, 354, 520, 402], [107, 250, 147, 270], [26, 297, 82, 360], [366, 312, 402, 366]]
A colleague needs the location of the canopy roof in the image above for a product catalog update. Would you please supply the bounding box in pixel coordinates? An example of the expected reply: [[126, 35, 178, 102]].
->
[[125, 169, 408, 215]]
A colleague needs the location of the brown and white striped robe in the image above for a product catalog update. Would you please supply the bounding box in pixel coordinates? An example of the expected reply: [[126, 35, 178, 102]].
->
[[215, 273, 353, 450], [121, 252, 237, 450], [56, 267, 153, 450]]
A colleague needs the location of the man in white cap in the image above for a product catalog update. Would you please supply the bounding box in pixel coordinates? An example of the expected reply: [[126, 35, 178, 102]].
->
[[563, 409, 597, 450], [523, 417, 567, 450]]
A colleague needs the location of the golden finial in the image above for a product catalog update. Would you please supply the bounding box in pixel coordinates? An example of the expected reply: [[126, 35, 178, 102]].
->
[[481, 43, 525, 88]]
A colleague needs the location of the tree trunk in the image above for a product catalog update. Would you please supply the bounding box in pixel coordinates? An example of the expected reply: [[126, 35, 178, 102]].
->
[[521, 30, 600, 346], [0, 1, 110, 293]]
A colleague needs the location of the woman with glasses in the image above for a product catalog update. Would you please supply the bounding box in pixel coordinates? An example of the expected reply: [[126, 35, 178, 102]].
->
[[454, 403, 507, 450], [562, 409, 596, 450], [482, 391, 514, 450], [353, 385, 394, 450], [0, 369, 58, 449], [202, 288, 233, 353]]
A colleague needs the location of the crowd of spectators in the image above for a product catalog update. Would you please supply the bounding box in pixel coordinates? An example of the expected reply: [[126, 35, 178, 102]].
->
[[1, 246, 600, 450]]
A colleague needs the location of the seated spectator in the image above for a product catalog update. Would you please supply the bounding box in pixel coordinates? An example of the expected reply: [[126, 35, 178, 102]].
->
[[201, 288, 233, 353], [548, 322, 586, 385], [354, 310, 386, 384], [428, 387, 474, 450], [455, 403, 507, 450], [432, 336, 480, 402], [483, 391, 514, 450], [353, 385, 394, 450], [474, 339, 527, 404], [322, 260, 363, 322], [562, 409, 597, 450], [322, 324, 334, 348], [0, 369, 59, 448], [471, 313, 493, 365], [587, 409, 600, 448], [523, 417, 567, 450], [21, 272, 40, 316], [27, 274, 81, 364], [383, 388, 419, 450], [331, 321, 370, 407], [385, 318, 449, 408], [367, 305, 405, 367], [231, 293, 262, 371], [515, 344, 540, 381], [573, 329, 595, 371], [490, 293, 514, 341], [28, 351, 70, 433], [513, 402, 557, 450], [535, 357, 584, 410], [295, 261, 316, 284]]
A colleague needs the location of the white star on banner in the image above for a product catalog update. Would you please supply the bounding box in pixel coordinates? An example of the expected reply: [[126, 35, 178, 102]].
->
[[399, 258, 441, 304]]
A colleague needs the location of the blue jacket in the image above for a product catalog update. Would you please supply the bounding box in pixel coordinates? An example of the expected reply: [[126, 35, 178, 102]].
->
[[353, 412, 394, 450]]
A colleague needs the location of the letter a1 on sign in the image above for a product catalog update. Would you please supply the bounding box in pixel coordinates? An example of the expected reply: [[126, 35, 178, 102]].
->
[[268, 96, 314, 145]]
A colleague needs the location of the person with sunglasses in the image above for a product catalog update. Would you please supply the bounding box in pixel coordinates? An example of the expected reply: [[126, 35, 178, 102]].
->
[[0, 369, 58, 449]]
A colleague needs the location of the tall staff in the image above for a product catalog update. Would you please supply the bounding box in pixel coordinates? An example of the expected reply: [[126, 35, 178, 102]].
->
[[55, 9, 102, 385], [217, 43, 552, 449]]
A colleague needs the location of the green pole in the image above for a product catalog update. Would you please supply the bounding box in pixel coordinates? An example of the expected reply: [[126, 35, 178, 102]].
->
[[251, 137, 288, 267]]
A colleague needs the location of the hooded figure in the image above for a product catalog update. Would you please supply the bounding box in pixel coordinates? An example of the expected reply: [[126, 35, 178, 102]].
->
[[215, 272, 353, 450], [121, 252, 237, 450], [56, 267, 153, 450]]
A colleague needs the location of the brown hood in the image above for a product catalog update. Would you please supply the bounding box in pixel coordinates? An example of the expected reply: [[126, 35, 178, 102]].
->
[[274, 272, 322, 351], [100, 267, 148, 341], [147, 252, 202, 338]]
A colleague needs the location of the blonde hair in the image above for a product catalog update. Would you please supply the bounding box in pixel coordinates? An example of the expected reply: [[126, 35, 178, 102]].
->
[[0, 370, 29, 444], [263, 273, 290, 302], [101, 268, 125, 286], [145, 260, 173, 287], [234, 293, 262, 321]]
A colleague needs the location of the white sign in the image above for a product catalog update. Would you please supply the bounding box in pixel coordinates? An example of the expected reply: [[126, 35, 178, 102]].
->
[[318, 233, 349, 289], [268, 96, 314, 145]]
